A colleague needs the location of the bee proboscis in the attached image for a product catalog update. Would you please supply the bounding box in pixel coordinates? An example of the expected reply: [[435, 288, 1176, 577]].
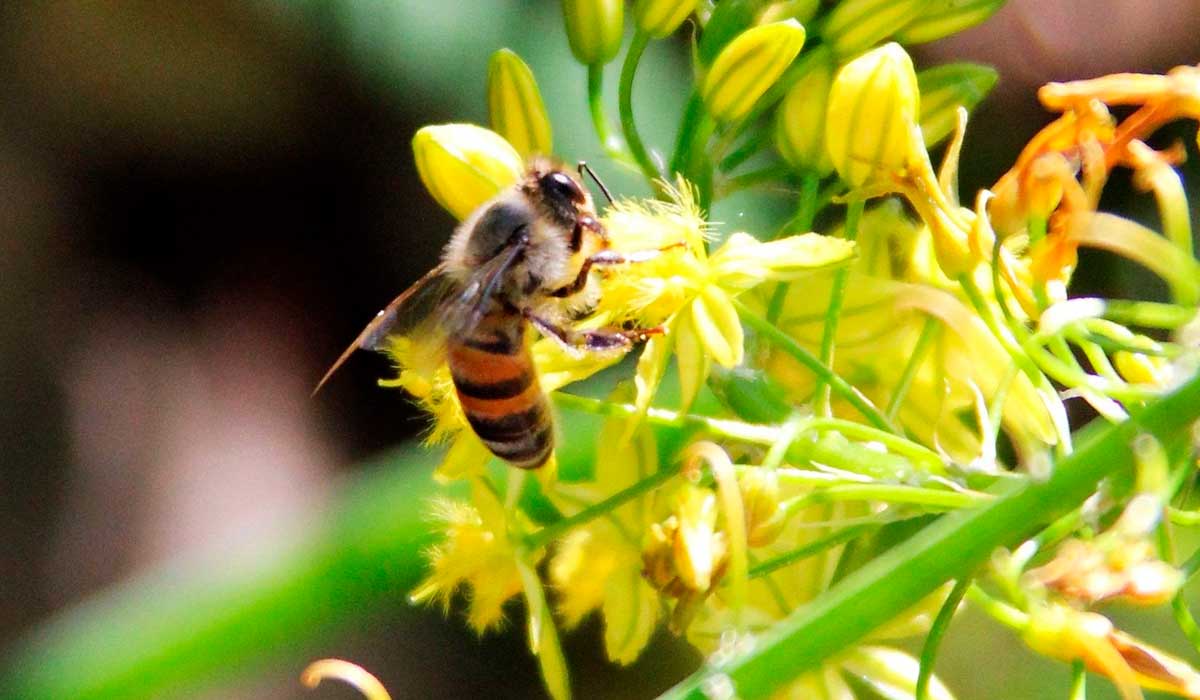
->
[[317, 159, 666, 469]]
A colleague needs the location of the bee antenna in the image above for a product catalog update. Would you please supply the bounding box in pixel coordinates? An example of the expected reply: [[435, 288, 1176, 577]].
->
[[577, 161, 614, 205]]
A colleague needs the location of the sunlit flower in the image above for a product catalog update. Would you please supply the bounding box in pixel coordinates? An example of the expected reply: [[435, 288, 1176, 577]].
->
[[411, 123, 523, 220], [409, 480, 535, 633]]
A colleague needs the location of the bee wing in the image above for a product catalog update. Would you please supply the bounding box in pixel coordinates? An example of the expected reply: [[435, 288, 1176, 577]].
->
[[313, 264, 458, 395], [441, 233, 528, 338]]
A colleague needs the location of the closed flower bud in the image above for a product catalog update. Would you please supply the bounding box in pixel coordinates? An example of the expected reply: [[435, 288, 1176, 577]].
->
[[917, 62, 998, 148], [895, 0, 1005, 45], [702, 19, 807, 124], [826, 43, 921, 188], [822, 0, 932, 59], [487, 49, 553, 160], [775, 47, 836, 174], [760, 0, 821, 25], [1115, 350, 1167, 385], [412, 124, 524, 220], [562, 0, 624, 65], [633, 0, 699, 39], [739, 469, 784, 547]]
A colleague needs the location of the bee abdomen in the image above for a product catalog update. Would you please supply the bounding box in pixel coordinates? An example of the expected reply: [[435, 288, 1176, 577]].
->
[[448, 330, 554, 469]]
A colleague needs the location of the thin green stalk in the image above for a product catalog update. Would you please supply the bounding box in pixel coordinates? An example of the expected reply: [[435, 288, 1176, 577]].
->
[[717, 163, 794, 197], [618, 31, 662, 185], [718, 126, 771, 173], [748, 525, 875, 579], [783, 484, 991, 514], [1103, 300, 1197, 329], [916, 576, 971, 700], [767, 171, 822, 323], [1069, 661, 1087, 700], [735, 299, 895, 432], [885, 315, 940, 422], [657, 374, 1200, 699], [552, 391, 778, 444], [525, 467, 676, 549], [965, 585, 1030, 631], [587, 63, 623, 160], [814, 198, 864, 415]]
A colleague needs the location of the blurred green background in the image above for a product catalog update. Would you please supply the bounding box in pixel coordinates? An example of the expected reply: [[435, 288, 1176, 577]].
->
[[1, 1, 1199, 698]]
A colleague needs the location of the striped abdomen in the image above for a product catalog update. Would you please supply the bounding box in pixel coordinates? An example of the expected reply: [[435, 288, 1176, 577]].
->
[[447, 313, 553, 469]]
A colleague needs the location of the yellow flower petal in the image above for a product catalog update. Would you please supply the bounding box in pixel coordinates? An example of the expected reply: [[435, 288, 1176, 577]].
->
[[826, 43, 921, 188], [562, 0, 624, 65], [412, 124, 524, 220], [821, 0, 931, 59], [775, 46, 837, 175], [674, 311, 710, 412], [702, 20, 807, 124], [709, 231, 856, 290], [601, 567, 660, 664], [691, 287, 744, 368], [487, 49, 553, 159]]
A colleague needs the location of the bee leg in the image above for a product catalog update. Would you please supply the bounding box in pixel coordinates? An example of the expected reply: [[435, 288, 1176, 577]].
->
[[524, 310, 661, 352], [551, 242, 687, 298]]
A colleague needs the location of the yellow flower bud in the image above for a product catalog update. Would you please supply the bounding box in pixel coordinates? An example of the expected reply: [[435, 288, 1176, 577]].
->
[[917, 62, 997, 148], [895, 0, 1005, 45], [562, 0, 624, 65], [671, 484, 724, 591], [760, 0, 821, 25], [822, 0, 932, 59], [774, 47, 837, 175], [487, 49, 553, 160], [702, 19, 807, 124], [412, 124, 523, 220], [633, 0, 699, 39], [826, 43, 921, 188], [1115, 350, 1167, 385], [738, 469, 784, 547]]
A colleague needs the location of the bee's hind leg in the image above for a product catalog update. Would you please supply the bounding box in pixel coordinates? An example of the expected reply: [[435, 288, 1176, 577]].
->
[[524, 310, 661, 353], [550, 242, 687, 298]]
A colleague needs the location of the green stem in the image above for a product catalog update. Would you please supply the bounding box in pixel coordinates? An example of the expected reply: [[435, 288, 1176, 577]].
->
[[783, 484, 991, 514], [814, 199, 865, 415], [885, 315, 940, 422], [525, 467, 677, 550], [1069, 661, 1087, 700], [1103, 300, 1197, 329], [916, 576, 971, 700], [748, 525, 875, 579], [657, 373, 1200, 699], [735, 299, 896, 432], [965, 585, 1030, 631], [617, 31, 662, 185], [767, 171, 822, 324], [587, 63, 624, 160]]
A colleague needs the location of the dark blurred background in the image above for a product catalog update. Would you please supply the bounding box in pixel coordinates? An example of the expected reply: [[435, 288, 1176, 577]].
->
[[1, 1, 1198, 698]]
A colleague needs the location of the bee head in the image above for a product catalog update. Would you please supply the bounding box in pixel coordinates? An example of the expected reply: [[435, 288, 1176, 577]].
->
[[525, 160, 592, 232]]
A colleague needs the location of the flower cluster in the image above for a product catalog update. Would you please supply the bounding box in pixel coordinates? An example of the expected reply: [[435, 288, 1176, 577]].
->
[[338, 2, 1200, 699]]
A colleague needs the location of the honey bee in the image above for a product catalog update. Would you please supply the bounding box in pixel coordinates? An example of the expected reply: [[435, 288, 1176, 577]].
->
[[317, 159, 663, 469]]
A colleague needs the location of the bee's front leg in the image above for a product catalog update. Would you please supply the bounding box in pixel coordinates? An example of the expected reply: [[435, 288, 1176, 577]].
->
[[551, 242, 687, 298], [524, 310, 661, 352]]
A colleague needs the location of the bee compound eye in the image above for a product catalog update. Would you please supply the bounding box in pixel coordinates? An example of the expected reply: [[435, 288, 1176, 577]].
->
[[543, 171, 585, 204]]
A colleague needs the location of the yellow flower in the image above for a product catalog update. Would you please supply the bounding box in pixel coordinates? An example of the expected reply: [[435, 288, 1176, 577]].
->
[[632, 0, 699, 39], [821, 0, 932, 59], [409, 480, 536, 633], [775, 46, 837, 175], [701, 19, 807, 124], [561, 0, 624, 65], [487, 49, 553, 159], [826, 43, 922, 188], [1024, 604, 1200, 700], [597, 179, 855, 412], [548, 411, 661, 664], [411, 124, 523, 220]]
